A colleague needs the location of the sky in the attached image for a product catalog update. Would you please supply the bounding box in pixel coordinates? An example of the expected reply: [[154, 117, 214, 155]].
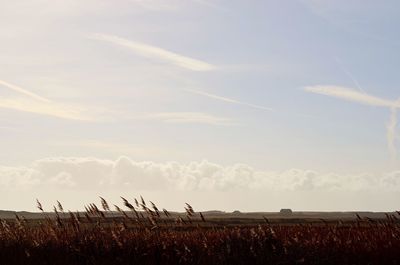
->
[[0, 0, 399, 212]]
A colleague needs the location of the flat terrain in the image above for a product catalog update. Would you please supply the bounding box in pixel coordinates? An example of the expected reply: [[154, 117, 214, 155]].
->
[[1, 209, 397, 225], [0, 208, 399, 265]]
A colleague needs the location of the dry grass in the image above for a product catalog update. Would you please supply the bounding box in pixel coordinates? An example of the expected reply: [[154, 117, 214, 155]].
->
[[0, 197, 399, 265]]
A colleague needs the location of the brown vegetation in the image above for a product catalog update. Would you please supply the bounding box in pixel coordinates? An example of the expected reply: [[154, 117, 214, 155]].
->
[[0, 197, 399, 265]]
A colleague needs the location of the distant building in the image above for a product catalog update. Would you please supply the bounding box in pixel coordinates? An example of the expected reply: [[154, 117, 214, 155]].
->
[[280, 209, 292, 215], [232, 210, 241, 214]]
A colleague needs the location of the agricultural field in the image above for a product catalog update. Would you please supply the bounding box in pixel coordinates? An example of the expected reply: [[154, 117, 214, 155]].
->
[[0, 198, 399, 265]]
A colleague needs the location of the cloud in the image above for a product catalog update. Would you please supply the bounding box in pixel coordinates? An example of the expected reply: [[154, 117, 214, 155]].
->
[[1, 156, 399, 192], [0, 97, 91, 121], [0, 92, 233, 124], [0, 80, 231, 124], [128, 0, 182, 11], [0, 125, 18, 131], [191, 0, 231, 12], [128, 0, 217, 11], [140, 112, 234, 125], [0, 79, 51, 103], [184, 88, 274, 111], [387, 108, 398, 160], [0, 166, 39, 189], [91, 33, 215, 71], [301, 0, 398, 44], [304, 85, 399, 108], [99, 111, 234, 125], [305, 85, 400, 159], [0, 78, 95, 121], [333, 57, 365, 93]]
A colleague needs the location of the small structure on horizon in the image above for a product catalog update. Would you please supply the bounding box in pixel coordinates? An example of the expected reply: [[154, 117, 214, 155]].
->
[[280, 209, 293, 215]]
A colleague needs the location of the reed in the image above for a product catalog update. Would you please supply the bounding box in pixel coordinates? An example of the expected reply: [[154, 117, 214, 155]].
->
[[0, 197, 398, 265]]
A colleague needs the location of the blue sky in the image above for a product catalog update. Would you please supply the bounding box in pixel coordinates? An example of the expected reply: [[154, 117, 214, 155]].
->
[[0, 0, 399, 211]]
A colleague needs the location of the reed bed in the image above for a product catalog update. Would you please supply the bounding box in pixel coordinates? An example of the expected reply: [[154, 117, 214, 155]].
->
[[0, 197, 399, 265]]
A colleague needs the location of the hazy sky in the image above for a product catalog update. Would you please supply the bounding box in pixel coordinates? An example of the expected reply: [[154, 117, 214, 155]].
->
[[0, 0, 399, 212]]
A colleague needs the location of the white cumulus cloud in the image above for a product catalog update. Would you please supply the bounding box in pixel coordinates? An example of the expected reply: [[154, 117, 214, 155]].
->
[[0, 157, 399, 192]]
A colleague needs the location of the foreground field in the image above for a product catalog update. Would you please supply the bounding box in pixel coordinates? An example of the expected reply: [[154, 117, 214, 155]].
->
[[0, 198, 399, 265]]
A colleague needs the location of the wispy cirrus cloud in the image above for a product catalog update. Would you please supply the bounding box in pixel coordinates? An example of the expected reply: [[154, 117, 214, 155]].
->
[[0, 79, 92, 121], [127, 0, 229, 12], [192, 0, 231, 13], [333, 57, 365, 93], [184, 88, 274, 112], [0, 97, 91, 121], [0, 79, 51, 103], [91, 33, 215, 71], [0, 97, 231, 125], [387, 108, 398, 159], [128, 0, 181, 11], [305, 85, 400, 159], [305, 85, 399, 108], [139, 112, 234, 125], [301, 0, 398, 44], [0, 79, 233, 124]]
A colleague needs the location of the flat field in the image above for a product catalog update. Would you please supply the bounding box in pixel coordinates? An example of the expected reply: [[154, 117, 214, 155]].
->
[[0, 202, 399, 265]]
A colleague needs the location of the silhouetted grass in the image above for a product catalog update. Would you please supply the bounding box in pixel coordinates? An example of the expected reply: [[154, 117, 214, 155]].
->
[[0, 197, 398, 265]]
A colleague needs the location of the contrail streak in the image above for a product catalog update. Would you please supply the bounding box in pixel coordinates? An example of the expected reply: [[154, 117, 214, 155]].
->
[[305, 85, 400, 159], [0, 79, 51, 103], [387, 108, 398, 160], [91, 33, 215, 71], [334, 57, 365, 93], [0, 98, 90, 121], [0, 79, 91, 121], [184, 88, 274, 112], [304, 85, 398, 108]]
